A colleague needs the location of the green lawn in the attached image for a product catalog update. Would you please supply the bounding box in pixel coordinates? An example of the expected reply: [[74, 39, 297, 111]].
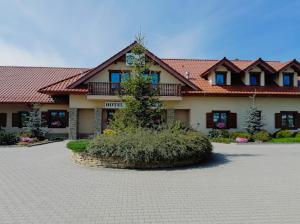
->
[[270, 137, 300, 143]]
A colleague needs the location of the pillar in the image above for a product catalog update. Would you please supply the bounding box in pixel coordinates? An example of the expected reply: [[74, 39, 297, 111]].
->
[[69, 108, 78, 140], [94, 108, 102, 136]]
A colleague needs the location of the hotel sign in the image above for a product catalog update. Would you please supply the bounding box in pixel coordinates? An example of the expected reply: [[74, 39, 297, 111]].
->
[[125, 53, 145, 66], [104, 102, 124, 109]]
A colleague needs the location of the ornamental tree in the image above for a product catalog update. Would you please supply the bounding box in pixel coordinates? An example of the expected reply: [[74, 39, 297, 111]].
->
[[111, 34, 162, 130], [244, 94, 264, 135], [23, 107, 47, 140]]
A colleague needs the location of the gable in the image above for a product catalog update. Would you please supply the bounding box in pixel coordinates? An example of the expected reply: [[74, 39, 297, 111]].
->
[[85, 57, 183, 85], [68, 42, 199, 90]]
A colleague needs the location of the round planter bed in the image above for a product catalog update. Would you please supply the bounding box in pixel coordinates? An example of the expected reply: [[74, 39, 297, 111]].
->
[[71, 152, 210, 169]]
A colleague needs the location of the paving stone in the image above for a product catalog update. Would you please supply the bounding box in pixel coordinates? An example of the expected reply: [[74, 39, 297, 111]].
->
[[0, 142, 299, 223]]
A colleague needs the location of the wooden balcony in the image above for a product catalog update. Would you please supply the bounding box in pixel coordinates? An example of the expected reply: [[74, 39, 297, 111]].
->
[[88, 82, 182, 96]]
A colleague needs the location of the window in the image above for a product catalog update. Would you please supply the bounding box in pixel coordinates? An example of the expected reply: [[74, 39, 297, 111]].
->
[[143, 73, 160, 85], [0, 113, 7, 127], [281, 112, 296, 129], [250, 73, 260, 86], [49, 111, 67, 128], [106, 110, 115, 125], [213, 111, 228, 129], [110, 71, 130, 93], [283, 73, 294, 86], [215, 72, 226, 85]]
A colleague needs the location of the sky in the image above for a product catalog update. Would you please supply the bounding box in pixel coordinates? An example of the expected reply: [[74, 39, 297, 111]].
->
[[0, 0, 300, 68]]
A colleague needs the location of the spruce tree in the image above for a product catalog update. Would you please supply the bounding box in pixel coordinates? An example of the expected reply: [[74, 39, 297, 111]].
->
[[23, 107, 47, 139], [245, 94, 264, 135], [111, 34, 162, 130]]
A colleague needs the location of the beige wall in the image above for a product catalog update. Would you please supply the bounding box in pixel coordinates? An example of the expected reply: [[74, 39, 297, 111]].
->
[[0, 103, 69, 134], [85, 61, 183, 85], [78, 109, 94, 135], [165, 96, 300, 133], [70, 94, 300, 134]]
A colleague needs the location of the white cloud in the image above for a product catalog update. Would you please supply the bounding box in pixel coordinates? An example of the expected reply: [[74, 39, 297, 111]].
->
[[0, 39, 66, 66]]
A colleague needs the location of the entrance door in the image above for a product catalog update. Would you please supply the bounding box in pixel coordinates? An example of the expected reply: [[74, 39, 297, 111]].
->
[[102, 109, 116, 131]]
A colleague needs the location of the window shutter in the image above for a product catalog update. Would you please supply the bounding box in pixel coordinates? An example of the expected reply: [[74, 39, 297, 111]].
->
[[275, 113, 281, 129], [0, 113, 7, 127], [12, 113, 20, 127], [296, 113, 300, 129], [66, 112, 69, 127], [229, 113, 237, 129], [41, 111, 49, 127], [206, 112, 214, 128]]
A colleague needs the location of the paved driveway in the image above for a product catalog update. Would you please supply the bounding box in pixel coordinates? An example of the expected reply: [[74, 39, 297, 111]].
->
[[0, 142, 300, 224]]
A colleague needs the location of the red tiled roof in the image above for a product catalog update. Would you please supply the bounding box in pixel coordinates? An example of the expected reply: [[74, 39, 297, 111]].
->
[[0, 66, 88, 103], [162, 59, 300, 96], [1, 58, 300, 103]]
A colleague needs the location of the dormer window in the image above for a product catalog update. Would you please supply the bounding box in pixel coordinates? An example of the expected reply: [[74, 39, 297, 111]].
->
[[215, 72, 227, 85], [283, 73, 294, 86], [249, 72, 260, 86]]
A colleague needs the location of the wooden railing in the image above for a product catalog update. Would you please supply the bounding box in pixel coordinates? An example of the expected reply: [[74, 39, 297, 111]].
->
[[88, 82, 182, 96]]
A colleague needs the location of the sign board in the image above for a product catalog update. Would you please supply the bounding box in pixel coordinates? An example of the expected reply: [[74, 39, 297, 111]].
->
[[125, 53, 145, 66], [104, 102, 124, 109]]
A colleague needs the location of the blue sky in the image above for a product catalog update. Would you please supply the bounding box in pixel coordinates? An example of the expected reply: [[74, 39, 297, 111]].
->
[[0, 0, 300, 67]]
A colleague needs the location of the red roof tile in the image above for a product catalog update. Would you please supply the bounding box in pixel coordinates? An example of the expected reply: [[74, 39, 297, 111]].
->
[[1, 57, 300, 103], [162, 59, 300, 96], [0, 66, 88, 103]]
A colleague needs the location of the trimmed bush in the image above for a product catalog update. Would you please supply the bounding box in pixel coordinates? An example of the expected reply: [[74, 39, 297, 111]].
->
[[294, 132, 300, 138], [0, 130, 18, 145], [210, 137, 232, 144], [252, 130, 271, 142], [87, 128, 212, 166], [230, 131, 251, 140], [67, 139, 90, 153], [274, 129, 293, 138], [208, 129, 230, 139]]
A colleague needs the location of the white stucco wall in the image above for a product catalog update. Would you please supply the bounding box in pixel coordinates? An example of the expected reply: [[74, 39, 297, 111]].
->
[[0, 103, 69, 134]]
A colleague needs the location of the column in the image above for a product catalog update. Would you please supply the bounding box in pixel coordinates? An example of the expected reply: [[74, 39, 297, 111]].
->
[[94, 108, 102, 135], [69, 108, 78, 140]]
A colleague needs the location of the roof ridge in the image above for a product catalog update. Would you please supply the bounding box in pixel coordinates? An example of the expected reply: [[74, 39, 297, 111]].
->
[[38, 70, 89, 92], [162, 58, 284, 63], [162, 58, 220, 61], [0, 65, 90, 70]]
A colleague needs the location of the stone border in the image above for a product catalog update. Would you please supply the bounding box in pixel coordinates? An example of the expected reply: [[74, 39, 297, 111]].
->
[[71, 152, 207, 169]]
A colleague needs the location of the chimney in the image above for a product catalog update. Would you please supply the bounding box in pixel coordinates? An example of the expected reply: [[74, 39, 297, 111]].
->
[[185, 71, 190, 80]]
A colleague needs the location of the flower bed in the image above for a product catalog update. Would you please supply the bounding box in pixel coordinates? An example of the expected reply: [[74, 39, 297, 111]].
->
[[68, 128, 212, 169]]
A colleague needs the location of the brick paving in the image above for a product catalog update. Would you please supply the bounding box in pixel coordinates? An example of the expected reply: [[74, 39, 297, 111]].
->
[[0, 142, 300, 224]]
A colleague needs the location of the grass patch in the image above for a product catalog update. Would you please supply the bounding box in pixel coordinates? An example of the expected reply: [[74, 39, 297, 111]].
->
[[67, 139, 90, 152], [270, 137, 300, 143], [210, 137, 232, 144]]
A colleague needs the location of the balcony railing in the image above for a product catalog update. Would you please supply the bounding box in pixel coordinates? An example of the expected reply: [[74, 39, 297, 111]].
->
[[88, 82, 182, 96]]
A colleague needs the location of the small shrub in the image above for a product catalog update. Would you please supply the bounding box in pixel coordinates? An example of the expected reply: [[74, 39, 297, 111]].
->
[[210, 137, 232, 144], [252, 130, 271, 142], [274, 129, 293, 138], [87, 128, 212, 165], [208, 129, 230, 138], [0, 130, 18, 145], [103, 129, 117, 136], [67, 139, 90, 153], [294, 132, 300, 138], [230, 131, 251, 140]]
